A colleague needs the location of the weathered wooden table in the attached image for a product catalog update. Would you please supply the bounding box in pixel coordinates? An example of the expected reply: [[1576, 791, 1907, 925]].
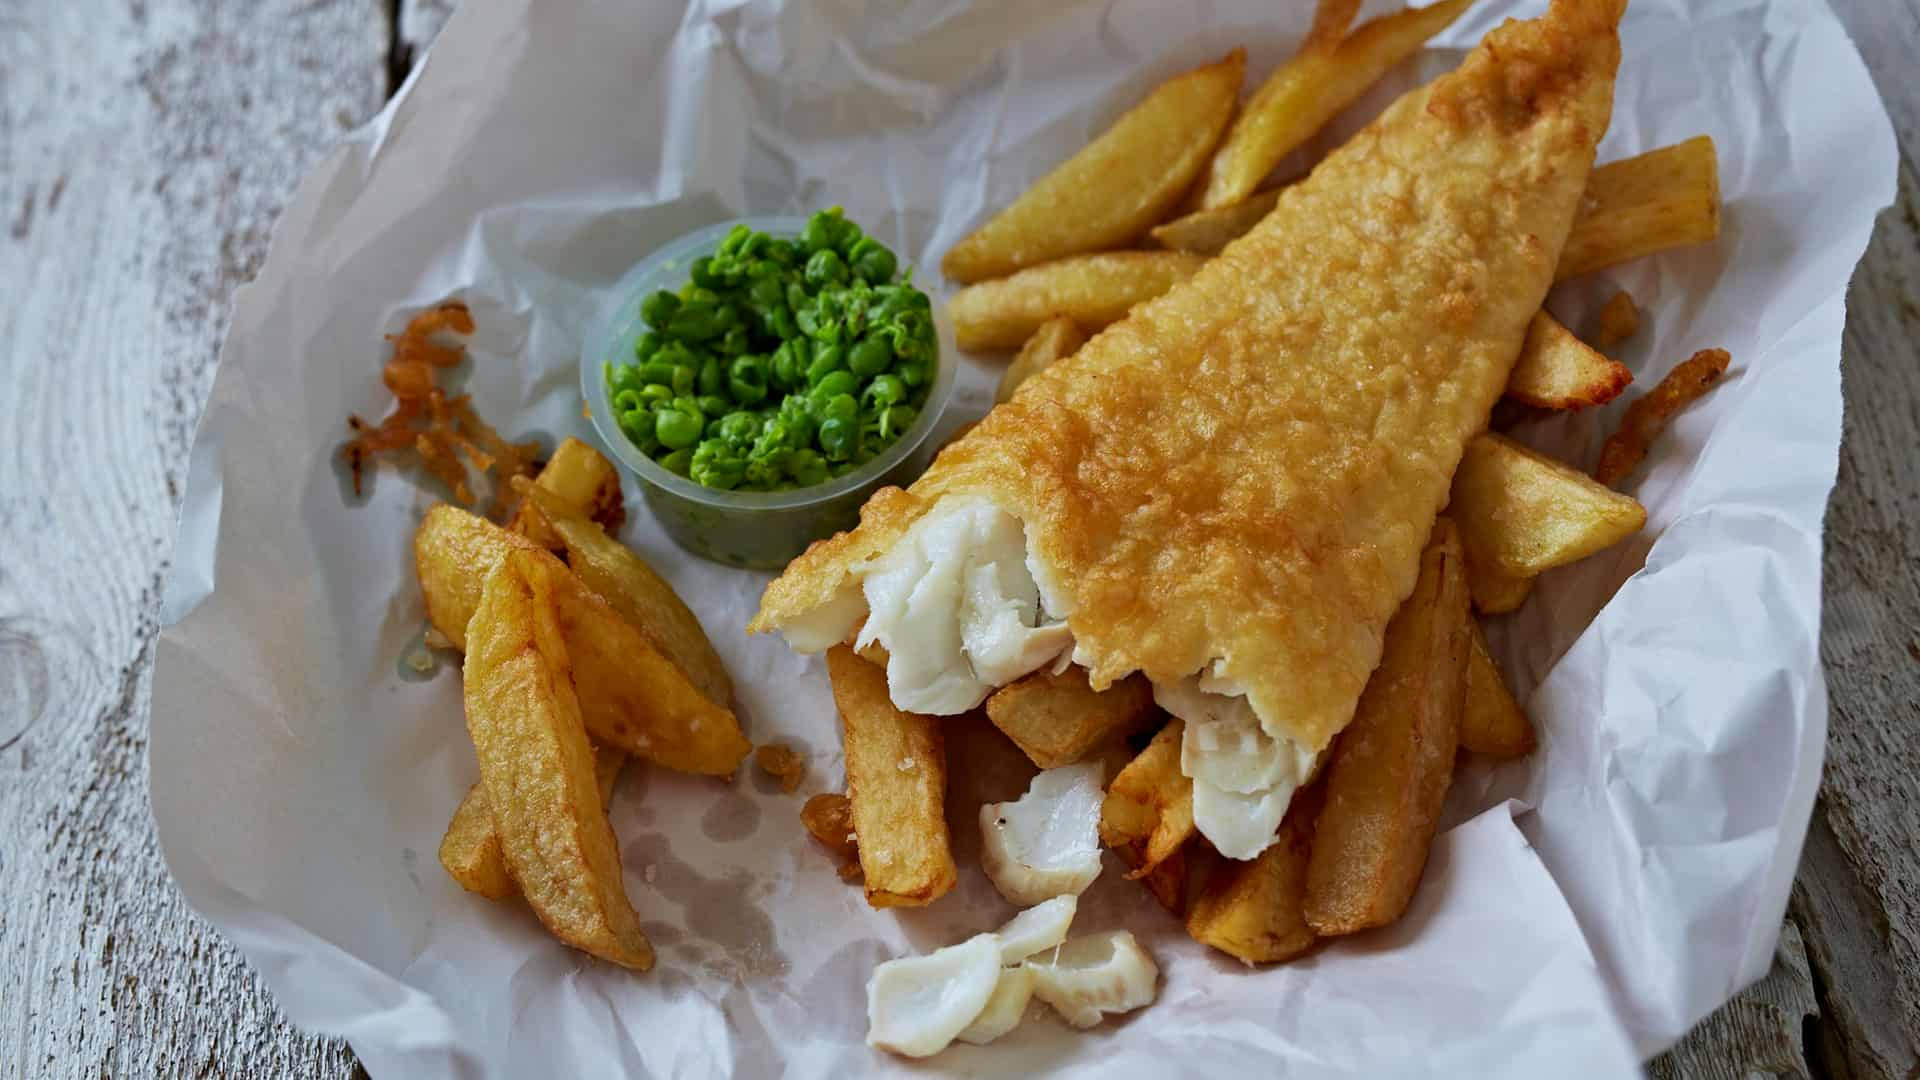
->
[[1, 1, 1912, 1075]]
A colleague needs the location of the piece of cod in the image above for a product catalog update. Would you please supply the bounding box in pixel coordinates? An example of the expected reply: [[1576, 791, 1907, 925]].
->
[[754, 0, 1626, 859]]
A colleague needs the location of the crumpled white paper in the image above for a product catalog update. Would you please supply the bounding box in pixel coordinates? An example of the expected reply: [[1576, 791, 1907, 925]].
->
[[150, 0, 1895, 1075]]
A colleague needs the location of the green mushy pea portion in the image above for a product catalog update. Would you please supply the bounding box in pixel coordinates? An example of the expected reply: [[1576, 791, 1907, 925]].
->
[[604, 208, 937, 491]]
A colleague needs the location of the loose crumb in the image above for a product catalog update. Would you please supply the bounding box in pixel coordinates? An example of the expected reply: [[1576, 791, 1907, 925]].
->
[[1593, 289, 1640, 349], [1594, 348, 1730, 486], [755, 743, 807, 793]]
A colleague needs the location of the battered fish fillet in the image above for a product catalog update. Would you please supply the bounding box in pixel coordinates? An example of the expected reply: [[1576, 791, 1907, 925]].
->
[[755, 0, 1623, 842]]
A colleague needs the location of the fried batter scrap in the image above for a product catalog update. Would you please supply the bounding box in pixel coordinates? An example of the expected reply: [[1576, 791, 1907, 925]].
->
[[341, 302, 542, 519], [755, 743, 808, 793], [1594, 347, 1730, 486]]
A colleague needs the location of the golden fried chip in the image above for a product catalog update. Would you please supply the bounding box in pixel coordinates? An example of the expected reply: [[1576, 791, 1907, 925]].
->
[[520, 482, 734, 707], [1468, 562, 1535, 615], [440, 746, 628, 901], [1193, 0, 1475, 209], [941, 50, 1244, 283], [985, 667, 1156, 769], [1451, 433, 1648, 576], [416, 506, 749, 775], [1098, 720, 1193, 879], [826, 646, 957, 908], [510, 437, 625, 548], [1147, 188, 1283, 256], [996, 317, 1089, 404], [1559, 135, 1719, 281], [1506, 311, 1632, 410], [1594, 347, 1730, 486], [1304, 521, 1469, 936], [1186, 783, 1323, 965], [1460, 618, 1534, 758], [947, 252, 1206, 351], [462, 552, 652, 969]]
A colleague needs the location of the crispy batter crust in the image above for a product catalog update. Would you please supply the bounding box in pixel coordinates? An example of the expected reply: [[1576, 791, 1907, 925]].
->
[[755, 0, 1622, 751]]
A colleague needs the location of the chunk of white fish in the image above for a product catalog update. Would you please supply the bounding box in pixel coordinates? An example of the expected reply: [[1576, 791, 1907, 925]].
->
[[1028, 930, 1160, 1029], [955, 965, 1036, 1046], [866, 933, 1004, 1058], [980, 763, 1105, 906]]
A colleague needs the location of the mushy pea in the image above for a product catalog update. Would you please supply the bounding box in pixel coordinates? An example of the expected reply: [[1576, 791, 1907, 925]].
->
[[604, 208, 937, 491]]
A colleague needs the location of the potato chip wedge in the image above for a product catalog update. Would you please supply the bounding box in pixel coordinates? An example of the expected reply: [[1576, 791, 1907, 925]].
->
[[417, 503, 543, 652], [985, 667, 1156, 769], [1460, 618, 1534, 758], [996, 317, 1088, 404], [827, 646, 957, 908], [1186, 782, 1323, 964], [463, 551, 653, 969], [1468, 563, 1534, 615], [941, 50, 1244, 283], [441, 746, 628, 901], [1194, 0, 1475, 209], [1148, 187, 1283, 256], [948, 252, 1206, 351], [416, 505, 750, 775], [519, 482, 734, 707], [1098, 720, 1193, 880], [1450, 433, 1647, 577], [1304, 520, 1469, 936], [1559, 135, 1720, 282], [1506, 311, 1632, 410], [509, 436, 625, 549], [1594, 347, 1730, 486]]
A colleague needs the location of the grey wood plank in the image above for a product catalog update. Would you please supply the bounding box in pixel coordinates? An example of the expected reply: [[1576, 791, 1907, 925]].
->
[[1656, 0, 1920, 1076], [0, 1, 388, 1076]]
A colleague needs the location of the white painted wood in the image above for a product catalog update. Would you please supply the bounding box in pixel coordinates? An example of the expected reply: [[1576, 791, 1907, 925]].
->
[[0, 0, 1913, 1076], [0, 1, 387, 1076]]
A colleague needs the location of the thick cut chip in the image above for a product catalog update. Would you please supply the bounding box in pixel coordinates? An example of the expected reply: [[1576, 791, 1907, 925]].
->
[[1506, 311, 1632, 410], [947, 252, 1206, 351], [1468, 563, 1535, 614], [441, 746, 628, 901], [1186, 783, 1323, 964], [417, 505, 749, 775], [1304, 523, 1469, 936], [520, 483, 734, 707], [1460, 618, 1534, 758], [510, 436, 625, 548], [1194, 0, 1476, 209], [1558, 135, 1720, 281], [417, 503, 543, 652], [827, 646, 957, 908], [1450, 433, 1647, 576], [1098, 720, 1193, 879], [996, 317, 1088, 405], [462, 552, 653, 969], [941, 50, 1245, 283], [985, 667, 1156, 769], [1594, 347, 1730, 486], [1148, 188, 1284, 256]]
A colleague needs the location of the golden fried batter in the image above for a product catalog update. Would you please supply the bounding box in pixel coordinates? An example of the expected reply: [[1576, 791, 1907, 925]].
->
[[755, 0, 1624, 752]]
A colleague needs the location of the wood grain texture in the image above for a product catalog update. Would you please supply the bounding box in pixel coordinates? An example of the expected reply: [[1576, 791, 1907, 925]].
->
[[0, 1, 387, 1077], [0, 0, 1913, 1077]]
